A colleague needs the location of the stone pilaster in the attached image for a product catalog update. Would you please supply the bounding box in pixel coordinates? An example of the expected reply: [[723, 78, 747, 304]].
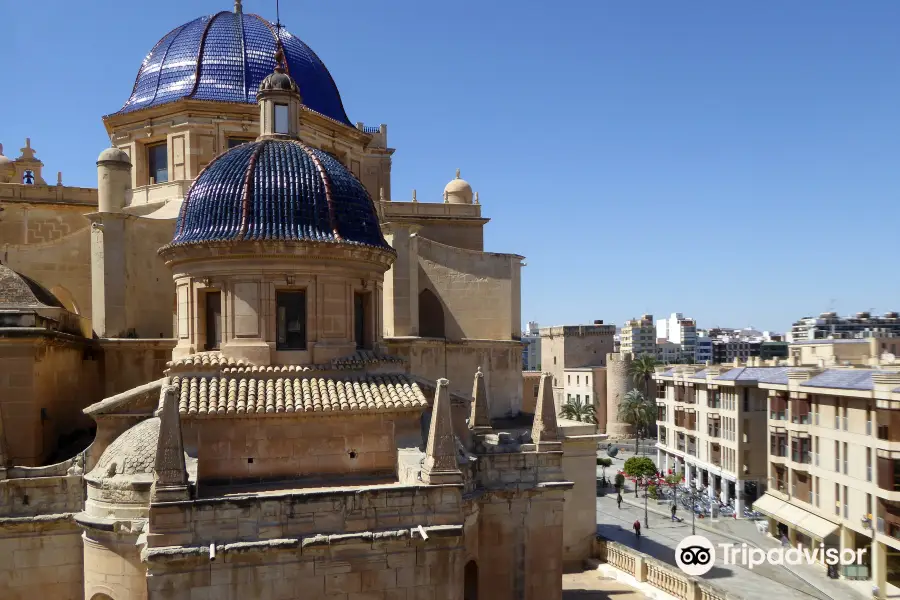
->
[[88, 213, 128, 337], [422, 378, 463, 484], [151, 385, 189, 502], [532, 372, 561, 450], [381, 222, 419, 337]]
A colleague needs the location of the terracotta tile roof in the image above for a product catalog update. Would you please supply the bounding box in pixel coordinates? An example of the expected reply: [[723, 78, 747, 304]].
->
[[170, 373, 427, 416], [166, 350, 405, 375]]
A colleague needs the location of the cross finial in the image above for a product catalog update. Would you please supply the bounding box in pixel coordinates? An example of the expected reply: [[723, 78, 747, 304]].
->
[[455, 168, 461, 179]]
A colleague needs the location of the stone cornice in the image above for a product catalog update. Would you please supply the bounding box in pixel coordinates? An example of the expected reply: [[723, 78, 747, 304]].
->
[[158, 239, 396, 270]]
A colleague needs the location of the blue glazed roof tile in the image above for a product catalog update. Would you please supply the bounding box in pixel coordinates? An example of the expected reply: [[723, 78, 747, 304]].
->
[[116, 12, 350, 124], [171, 139, 390, 250], [801, 369, 876, 391]]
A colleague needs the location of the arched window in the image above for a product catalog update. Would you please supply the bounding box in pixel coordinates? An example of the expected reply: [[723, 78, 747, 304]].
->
[[418, 289, 445, 338], [464, 560, 478, 600], [91, 594, 114, 600]]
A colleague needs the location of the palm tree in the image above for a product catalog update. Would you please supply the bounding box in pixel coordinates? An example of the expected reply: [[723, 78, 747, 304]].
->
[[628, 354, 659, 400], [618, 389, 655, 453], [558, 397, 597, 424]]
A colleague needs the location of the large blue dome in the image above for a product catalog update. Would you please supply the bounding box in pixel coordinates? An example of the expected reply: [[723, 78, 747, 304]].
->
[[170, 139, 389, 249], [116, 11, 350, 124]]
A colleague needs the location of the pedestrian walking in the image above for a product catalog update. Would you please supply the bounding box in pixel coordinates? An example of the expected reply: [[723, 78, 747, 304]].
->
[[633, 520, 641, 538]]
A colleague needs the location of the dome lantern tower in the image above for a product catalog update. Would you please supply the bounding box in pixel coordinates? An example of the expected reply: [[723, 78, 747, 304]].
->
[[257, 48, 303, 139]]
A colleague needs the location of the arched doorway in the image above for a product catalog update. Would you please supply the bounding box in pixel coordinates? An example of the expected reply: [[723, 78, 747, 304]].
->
[[418, 289, 445, 338], [464, 560, 478, 600], [91, 594, 114, 600]]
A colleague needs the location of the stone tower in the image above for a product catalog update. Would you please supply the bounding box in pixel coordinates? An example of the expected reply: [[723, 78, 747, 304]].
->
[[605, 352, 634, 436]]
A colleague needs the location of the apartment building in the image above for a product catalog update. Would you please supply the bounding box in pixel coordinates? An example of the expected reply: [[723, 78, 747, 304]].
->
[[755, 368, 900, 595], [657, 312, 698, 362], [522, 321, 541, 370], [791, 311, 900, 342], [654, 363, 779, 514], [620, 314, 656, 358]]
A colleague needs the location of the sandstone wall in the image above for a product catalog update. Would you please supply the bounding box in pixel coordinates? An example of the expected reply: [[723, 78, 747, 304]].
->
[[386, 338, 523, 418], [559, 424, 601, 566], [3, 226, 92, 319], [187, 413, 418, 484], [0, 459, 86, 600], [521, 371, 541, 414], [416, 221, 484, 251], [605, 353, 633, 436], [141, 485, 467, 599], [475, 453, 567, 600], [83, 530, 147, 600], [124, 217, 176, 338], [0, 517, 84, 600], [98, 339, 174, 399], [416, 236, 521, 342], [0, 335, 99, 465]]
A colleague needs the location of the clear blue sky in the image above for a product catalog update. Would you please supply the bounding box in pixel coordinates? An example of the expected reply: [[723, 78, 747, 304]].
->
[[3, 1, 899, 333]]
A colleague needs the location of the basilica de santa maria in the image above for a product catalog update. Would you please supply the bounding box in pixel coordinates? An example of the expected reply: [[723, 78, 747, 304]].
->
[[0, 4, 599, 599]]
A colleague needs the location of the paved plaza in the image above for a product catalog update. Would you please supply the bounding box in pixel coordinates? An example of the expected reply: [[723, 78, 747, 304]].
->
[[596, 444, 873, 600]]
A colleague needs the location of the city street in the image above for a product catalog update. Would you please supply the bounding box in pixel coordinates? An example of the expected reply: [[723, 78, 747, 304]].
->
[[595, 493, 861, 599]]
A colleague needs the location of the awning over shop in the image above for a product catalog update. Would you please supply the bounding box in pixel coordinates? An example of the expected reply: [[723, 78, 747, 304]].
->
[[752, 494, 839, 540]]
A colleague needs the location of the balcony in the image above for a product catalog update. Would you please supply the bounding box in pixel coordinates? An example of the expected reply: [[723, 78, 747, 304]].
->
[[710, 444, 721, 466]]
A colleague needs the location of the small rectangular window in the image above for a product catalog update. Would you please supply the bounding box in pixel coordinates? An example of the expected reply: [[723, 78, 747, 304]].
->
[[585, 394, 590, 404], [275, 104, 289, 134], [227, 137, 253, 149], [204, 291, 221, 351], [276, 291, 306, 350], [148, 142, 168, 184]]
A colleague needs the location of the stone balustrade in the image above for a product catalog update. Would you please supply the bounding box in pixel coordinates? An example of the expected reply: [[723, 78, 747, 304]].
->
[[593, 536, 740, 600]]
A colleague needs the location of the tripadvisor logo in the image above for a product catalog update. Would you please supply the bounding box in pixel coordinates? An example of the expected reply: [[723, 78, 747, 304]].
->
[[675, 534, 867, 576]]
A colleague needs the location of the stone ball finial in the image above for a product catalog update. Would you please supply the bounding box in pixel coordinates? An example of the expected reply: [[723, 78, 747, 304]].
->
[[443, 169, 473, 204]]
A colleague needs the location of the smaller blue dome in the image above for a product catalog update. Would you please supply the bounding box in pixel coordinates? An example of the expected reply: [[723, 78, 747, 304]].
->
[[171, 140, 390, 250]]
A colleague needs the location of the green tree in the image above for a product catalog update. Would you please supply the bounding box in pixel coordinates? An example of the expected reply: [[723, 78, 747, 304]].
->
[[628, 354, 659, 401], [558, 397, 597, 424], [623, 456, 657, 478], [617, 389, 655, 453]]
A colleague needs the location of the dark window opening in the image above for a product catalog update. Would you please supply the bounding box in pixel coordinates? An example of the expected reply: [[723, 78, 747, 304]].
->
[[464, 560, 478, 600], [227, 137, 253, 149], [22, 170, 35, 185], [204, 292, 221, 351], [354, 292, 370, 350], [277, 291, 307, 350], [418, 289, 445, 338], [148, 142, 168, 184]]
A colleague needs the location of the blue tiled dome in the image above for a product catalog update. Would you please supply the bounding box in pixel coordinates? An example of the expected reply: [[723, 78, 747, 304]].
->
[[171, 139, 390, 249], [116, 12, 350, 124]]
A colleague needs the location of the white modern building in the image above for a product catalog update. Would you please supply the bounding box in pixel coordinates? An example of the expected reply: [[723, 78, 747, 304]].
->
[[522, 321, 541, 371], [657, 312, 698, 362]]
